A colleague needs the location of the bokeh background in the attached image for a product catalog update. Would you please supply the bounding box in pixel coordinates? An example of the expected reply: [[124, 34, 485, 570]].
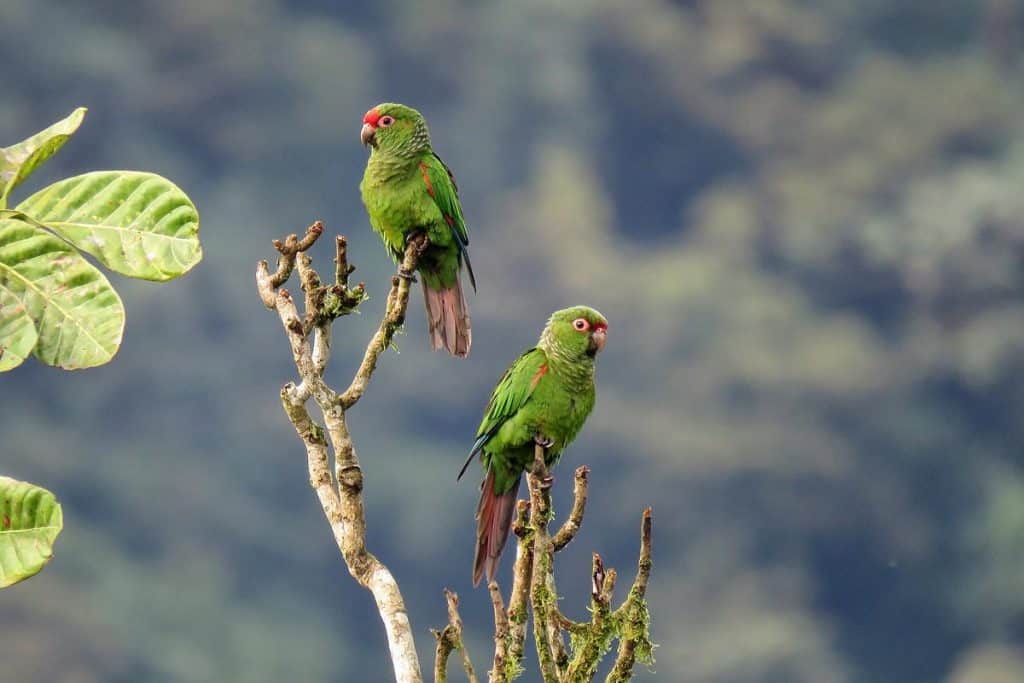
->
[[3, 1, 1024, 681]]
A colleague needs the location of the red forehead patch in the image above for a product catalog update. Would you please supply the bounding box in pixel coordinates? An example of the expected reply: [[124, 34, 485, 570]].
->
[[363, 107, 381, 126]]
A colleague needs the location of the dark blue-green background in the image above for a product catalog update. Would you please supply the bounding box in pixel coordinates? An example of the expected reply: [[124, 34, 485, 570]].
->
[[3, 2, 1024, 681]]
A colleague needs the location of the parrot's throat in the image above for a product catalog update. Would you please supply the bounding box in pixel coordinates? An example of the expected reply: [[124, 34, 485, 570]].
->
[[538, 332, 595, 390]]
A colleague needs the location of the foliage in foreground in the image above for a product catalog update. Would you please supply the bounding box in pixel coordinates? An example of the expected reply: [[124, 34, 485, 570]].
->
[[0, 109, 202, 589], [0, 477, 62, 588], [0, 107, 202, 372]]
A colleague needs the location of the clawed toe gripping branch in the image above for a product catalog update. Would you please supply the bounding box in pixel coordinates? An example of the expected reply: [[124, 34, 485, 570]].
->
[[257, 222, 653, 683]]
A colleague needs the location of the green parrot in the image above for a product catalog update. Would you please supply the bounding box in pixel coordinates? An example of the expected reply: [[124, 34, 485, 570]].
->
[[458, 306, 608, 585], [359, 102, 475, 357]]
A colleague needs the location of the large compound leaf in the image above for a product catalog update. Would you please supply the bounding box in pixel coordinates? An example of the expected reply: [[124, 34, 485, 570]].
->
[[0, 108, 86, 208], [18, 171, 202, 281], [0, 477, 63, 588], [0, 282, 37, 372], [0, 218, 124, 369]]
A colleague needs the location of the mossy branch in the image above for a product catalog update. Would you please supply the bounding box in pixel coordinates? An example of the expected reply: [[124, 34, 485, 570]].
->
[[527, 445, 560, 683], [433, 589, 480, 683], [485, 449, 655, 683]]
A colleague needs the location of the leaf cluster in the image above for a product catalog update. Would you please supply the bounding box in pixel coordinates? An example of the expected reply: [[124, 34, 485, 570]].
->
[[0, 108, 202, 371]]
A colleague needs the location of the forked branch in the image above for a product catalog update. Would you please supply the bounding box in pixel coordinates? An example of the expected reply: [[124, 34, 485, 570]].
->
[[257, 223, 425, 683]]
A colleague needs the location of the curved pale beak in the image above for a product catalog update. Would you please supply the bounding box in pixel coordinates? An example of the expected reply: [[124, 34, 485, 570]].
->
[[360, 123, 377, 147], [588, 328, 607, 356]]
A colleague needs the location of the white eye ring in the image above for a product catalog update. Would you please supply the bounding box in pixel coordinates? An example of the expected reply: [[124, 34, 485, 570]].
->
[[379, 115, 395, 127], [573, 318, 589, 332]]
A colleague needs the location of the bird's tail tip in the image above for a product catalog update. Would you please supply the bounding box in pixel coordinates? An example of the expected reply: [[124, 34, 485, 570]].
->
[[422, 276, 471, 357], [473, 471, 519, 587]]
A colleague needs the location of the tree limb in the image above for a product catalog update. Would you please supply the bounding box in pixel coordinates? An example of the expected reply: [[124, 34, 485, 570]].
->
[[552, 465, 589, 552], [339, 233, 427, 409], [433, 589, 479, 683], [257, 224, 424, 683], [563, 554, 617, 682], [488, 581, 509, 681], [492, 500, 532, 682], [527, 445, 559, 683], [605, 508, 655, 683]]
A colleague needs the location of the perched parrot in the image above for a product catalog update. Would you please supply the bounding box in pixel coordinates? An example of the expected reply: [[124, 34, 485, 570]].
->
[[359, 102, 475, 357], [458, 306, 608, 586]]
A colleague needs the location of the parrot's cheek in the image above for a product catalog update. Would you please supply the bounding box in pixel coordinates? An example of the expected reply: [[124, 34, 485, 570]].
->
[[360, 123, 377, 147]]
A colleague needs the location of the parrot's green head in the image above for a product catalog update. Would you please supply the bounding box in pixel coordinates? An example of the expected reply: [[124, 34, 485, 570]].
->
[[360, 103, 431, 156], [542, 306, 608, 360]]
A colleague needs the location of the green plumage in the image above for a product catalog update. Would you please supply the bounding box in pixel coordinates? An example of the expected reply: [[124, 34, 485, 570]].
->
[[461, 305, 608, 585], [359, 102, 474, 356]]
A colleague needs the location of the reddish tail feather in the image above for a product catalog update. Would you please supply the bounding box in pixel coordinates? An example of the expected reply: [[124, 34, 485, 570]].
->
[[422, 276, 471, 357], [473, 469, 520, 586]]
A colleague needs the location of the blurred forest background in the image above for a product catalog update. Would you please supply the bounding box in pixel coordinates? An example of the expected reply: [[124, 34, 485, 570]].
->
[[2, 1, 1024, 681]]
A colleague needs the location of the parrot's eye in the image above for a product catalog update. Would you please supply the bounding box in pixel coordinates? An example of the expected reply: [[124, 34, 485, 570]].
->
[[572, 318, 590, 332], [379, 115, 395, 127]]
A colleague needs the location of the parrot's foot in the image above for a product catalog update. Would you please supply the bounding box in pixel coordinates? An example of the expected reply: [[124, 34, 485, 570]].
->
[[538, 474, 555, 490], [407, 230, 430, 254], [534, 434, 555, 449], [397, 268, 418, 283]]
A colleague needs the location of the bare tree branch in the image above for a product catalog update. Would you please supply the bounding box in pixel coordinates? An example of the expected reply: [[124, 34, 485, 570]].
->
[[552, 465, 589, 552], [257, 221, 324, 307], [488, 581, 509, 680], [257, 225, 424, 683], [340, 233, 427, 409]]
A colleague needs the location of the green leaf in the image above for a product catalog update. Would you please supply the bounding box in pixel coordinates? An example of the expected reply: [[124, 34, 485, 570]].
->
[[0, 107, 87, 208], [17, 171, 202, 281], [0, 476, 63, 588], [0, 280, 38, 372], [0, 218, 124, 369]]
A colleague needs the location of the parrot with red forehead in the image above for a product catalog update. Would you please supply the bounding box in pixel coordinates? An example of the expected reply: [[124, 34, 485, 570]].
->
[[359, 103, 475, 357], [458, 305, 608, 585]]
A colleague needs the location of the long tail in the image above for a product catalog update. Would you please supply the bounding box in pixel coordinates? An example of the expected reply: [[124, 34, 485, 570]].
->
[[422, 276, 471, 357], [473, 469, 520, 586]]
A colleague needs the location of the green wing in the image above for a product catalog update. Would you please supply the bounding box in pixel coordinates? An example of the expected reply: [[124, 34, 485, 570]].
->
[[421, 152, 476, 289], [457, 347, 548, 479]]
